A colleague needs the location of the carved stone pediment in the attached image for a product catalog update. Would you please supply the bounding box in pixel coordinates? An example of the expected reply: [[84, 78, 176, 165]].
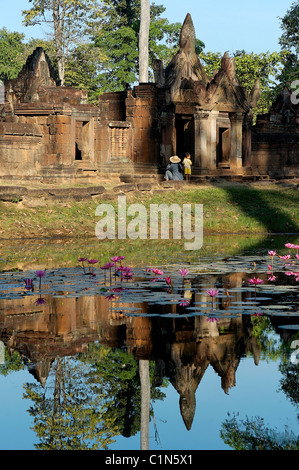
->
[[5, 48, 58, 104], [164, 15, 257, 114], [203, 69, 251, 112], [165, 14, 209, 103]]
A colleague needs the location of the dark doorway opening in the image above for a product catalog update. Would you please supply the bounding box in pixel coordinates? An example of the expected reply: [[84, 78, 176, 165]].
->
[[75, 142, 82, 160], [175, 115, 194, 160], [217, 127, 230, 167]]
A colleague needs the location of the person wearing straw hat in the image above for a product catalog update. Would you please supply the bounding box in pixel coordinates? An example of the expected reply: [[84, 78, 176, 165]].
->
[[164, 156, 184, 180]]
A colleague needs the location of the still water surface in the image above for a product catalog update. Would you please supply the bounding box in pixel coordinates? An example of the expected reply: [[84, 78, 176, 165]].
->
[[0, 235, 298, 450]]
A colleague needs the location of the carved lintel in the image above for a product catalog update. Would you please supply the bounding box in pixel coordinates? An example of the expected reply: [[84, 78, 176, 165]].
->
[[194, 110, 210, 120], [230, 112, 244, 122]]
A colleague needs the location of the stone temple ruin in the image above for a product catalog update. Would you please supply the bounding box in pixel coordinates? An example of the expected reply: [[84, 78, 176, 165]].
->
[[0, 13, 298, 184]]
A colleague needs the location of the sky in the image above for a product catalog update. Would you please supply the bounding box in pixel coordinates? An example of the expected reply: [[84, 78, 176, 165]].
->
[[0, 0, 294, 54]]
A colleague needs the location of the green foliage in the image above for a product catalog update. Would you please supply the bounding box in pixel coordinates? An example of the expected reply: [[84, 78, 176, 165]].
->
[[0, 28, 26, 80], [81, 344, 166, 438], [221, 413, 299, 450], [64, 43, 107, 103], [199, 49, 287, 116], [92, 0, 186, 92], [22, 0, 102, 83], [23, 357, 118, 450], [0, 348, 25, 375], [278, 0, 299, 56], [277, 1, 299, 87], [279, 359, 299, 410], [22, 347, 167, 448]]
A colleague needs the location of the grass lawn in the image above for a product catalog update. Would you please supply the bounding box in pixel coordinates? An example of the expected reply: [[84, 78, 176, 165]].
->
[[0, 183, 298, 240], [0, 182, 298, 270]]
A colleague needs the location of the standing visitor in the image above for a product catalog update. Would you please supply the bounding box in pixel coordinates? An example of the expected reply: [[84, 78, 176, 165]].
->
[[183, 152, 192, 182]]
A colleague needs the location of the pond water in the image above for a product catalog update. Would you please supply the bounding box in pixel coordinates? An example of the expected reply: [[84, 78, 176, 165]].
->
[[0, 234, 298, 451]]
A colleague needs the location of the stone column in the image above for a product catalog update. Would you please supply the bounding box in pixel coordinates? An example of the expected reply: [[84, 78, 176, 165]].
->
[[230, 113, 244, 171], [209, 110, 219, 169], [242, 112, 253, 168], [194, 110, 218, 170]]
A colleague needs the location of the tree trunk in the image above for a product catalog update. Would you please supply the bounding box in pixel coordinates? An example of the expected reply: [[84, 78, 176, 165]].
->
[[52, 0, 66, 85], [139, 0, 150, 83], [139, 359, 150, 450]]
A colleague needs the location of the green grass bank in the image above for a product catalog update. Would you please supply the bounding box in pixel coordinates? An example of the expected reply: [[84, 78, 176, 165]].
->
[[0, 183, 298, 240]]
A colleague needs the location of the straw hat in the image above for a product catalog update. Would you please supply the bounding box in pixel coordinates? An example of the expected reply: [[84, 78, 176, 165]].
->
[[170, 155, 181, 163]]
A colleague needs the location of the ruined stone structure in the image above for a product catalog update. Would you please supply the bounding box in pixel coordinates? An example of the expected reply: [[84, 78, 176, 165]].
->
[[0, 47, 100, 182], [0, 14, 298, 183]]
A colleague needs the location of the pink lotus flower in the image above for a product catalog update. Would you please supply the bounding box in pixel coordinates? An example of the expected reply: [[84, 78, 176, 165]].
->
[[248, 277, 263, 298], [296, 254, 299, 260], [179, 299, 190, 307], [35, 270, 46, 278], [248, 277, 264, 285], [206, 317, 218, 323], [152, 268, 164, 275], [268, 251, 276, 257], [123, 272, 133, 280], [267, 265, 272, 271], [105, 294, 116, 300], [24, 278, 33, 290], [285, 243, 295, 251], [268, 275, 276, 281], [165, 277, 172, 286], [35, 270, 46, 290], [86, 259, 98, 275], [207, 288, 219, 297], [179, 268, 189, 277], [78, 257, 88, 273], [285, 271, 294, 276], [279, 254, 292, 260], [105, 262, 115, 269]]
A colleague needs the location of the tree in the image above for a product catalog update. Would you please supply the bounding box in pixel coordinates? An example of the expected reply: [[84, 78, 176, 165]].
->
[[93, 0, 183, 92], [0, 28, 26, 80], [23, 357, 117, 450], [64, 43, 107, 103], [220, 413, 298, 450], [139, 0, 150, 83], [199, 50, 287, 117], [279, 1, 299, 59], [22, 0, 102, 85], [277, 1, 299, 87]]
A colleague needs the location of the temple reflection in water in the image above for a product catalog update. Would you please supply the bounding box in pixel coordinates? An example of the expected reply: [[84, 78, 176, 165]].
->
[[0, 271, 294, 432]]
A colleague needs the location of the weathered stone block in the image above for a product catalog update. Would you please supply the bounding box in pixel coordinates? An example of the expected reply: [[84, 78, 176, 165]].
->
[[137, 183, 152, 191]]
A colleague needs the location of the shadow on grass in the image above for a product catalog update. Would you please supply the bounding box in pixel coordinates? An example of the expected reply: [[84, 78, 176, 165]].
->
[[209, 183, 299, 258], [217, 185, 299, 234]]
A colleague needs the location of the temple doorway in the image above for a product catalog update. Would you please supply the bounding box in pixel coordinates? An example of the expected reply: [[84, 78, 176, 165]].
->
[[74, 119, 94, 162], [217, 126, 231, 168], [175, 115, 195, 160]]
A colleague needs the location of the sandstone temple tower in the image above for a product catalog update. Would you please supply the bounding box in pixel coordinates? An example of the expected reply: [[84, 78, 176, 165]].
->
[[0, 14, 298, 182]]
